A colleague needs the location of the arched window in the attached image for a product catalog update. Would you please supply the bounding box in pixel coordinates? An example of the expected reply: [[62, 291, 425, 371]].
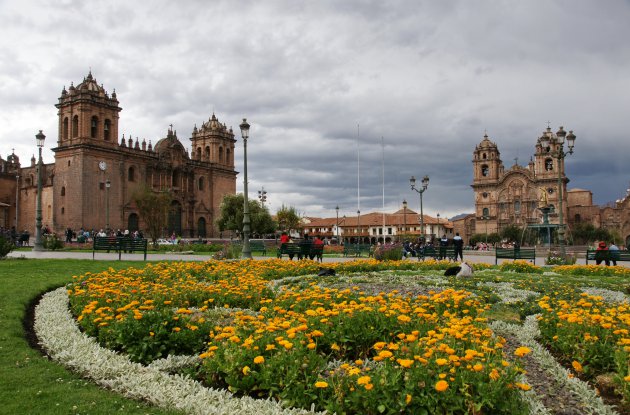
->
[[545, 158, 553, 171], [172, 170, 180, 188], [128, 213, 139, 232], [104, 119, 111, 141], [61, 186, 66, 196], [198, 176, 204, 191], [482, 153, 487, 159], [196, 147, 202, 160], [91, 116, 98, 138], [226, 148, 231, 164], [514, 200, 521, 213], [481, 164, 489, 177], [574, 214, 581, 223], [72, 115, 79, 137], [62, 117, 69, 140], [482, 207, 489, 217], [219, 147, 224, 163], [204, 146, 210, 160], [128, 166, 135, 182]]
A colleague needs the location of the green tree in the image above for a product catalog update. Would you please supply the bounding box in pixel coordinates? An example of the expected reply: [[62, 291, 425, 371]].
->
[[276, 204, 301, 234], [500, 225, 523, 244], [216, 194, 276, 238], [132, 185, 171, 246]]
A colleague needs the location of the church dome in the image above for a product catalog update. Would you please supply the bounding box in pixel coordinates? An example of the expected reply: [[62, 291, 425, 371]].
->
[[476, 133, 498, 151], [76, 71, 105, 94], [154, 129, 188, 159]]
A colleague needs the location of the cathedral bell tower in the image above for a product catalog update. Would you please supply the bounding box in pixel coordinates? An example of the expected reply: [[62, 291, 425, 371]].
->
[[472, 133, 502, 184], [55, 71, 121, 149], [190, 113, 236, 167]]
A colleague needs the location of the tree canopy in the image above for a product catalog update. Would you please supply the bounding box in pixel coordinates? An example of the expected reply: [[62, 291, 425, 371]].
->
[[216, 194, 276, 238], [132, 185, 171, 245], [276, 204, 301, 234]]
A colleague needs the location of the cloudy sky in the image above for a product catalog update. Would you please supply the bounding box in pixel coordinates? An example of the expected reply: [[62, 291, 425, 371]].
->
[[2, 0, 629, 220]]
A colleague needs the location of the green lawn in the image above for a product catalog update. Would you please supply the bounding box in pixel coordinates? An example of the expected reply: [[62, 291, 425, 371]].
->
[[0, 258, 182, 415]]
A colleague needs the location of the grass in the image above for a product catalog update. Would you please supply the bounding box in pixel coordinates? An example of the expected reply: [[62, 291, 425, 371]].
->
[[0, 258, 183, 415]]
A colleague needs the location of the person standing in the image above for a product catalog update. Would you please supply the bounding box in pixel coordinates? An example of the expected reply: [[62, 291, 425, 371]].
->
[[609, 242, 619, 266], [439, 235, 449, 260], [453, 232, 464, 262]]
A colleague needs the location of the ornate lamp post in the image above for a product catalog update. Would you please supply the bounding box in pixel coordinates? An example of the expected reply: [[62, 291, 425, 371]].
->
[[402, 199, 407, 241], [335, 205, 339, 243], [33, 130, 45, 251], [410, 175, 429, 242], [436, 212, 440, 238], [258, 187, 267, 207], [105, 179, 111, 231], [240, 118, 252, 259], [538, 126, 576, 259]]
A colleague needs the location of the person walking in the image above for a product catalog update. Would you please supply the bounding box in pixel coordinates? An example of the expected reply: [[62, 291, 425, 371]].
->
[[453, 232, 464, 262]]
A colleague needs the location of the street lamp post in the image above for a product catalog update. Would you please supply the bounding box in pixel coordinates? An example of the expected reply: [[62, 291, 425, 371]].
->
[[335, 205, 339, 243], [33, 130, 46, 251], [402, 200, 407, 241], [240, 118, 252, 259], [539, 126, 576, 259], [105, 179, 111, 231], [15, 174, 20, 230], [258, 187, 267, 207], [436, 212, 440, 239], [410, 175, 429, 242]]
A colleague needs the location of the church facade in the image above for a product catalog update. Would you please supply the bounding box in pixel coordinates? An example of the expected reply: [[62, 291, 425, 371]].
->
[[460, 126, 630, 247], [0, 72, 237, 238]]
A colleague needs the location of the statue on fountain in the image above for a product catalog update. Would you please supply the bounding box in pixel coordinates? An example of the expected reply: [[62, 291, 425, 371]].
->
[[538, 187, 549, 208]]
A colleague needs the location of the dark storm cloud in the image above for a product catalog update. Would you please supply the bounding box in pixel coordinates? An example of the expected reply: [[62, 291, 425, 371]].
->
[[2, 0, 630, 218]]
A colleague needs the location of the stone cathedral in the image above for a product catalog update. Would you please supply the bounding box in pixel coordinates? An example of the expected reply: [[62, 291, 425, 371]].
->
[[471, 126, 574, 235], [0, 72, 237, 237]]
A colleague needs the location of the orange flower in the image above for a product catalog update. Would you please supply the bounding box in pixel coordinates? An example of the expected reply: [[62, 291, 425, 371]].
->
[[571, 361, 583, 373], [435, 380, 449, 392], [514, 346, 532, 357], [314, 381, 328, 388], [253, 356, 265, 364]]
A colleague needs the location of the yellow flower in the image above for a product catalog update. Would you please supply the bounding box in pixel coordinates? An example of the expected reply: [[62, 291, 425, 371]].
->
[[405, 394, 412, 404], [435, 380, 449, 392], [571, 361, 583, 373], [515, 382, 531, 391], [314, 381, 328, 388], [514, 346, 532, 357], [357, 375, 371, 385], [473, 363, 483, 372], [435, 358, 448, 366], [378, 350, 393, 359], [397, 358, 414, 368], [253, 356, 265, 364], [242, 366, 251, 375]]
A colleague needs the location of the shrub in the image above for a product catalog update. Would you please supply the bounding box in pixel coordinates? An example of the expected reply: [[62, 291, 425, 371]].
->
[[499, 260, 542, 274], [373, 243, 403, 261], [43, 234, 64, 250], [0, 236, 14, 259]]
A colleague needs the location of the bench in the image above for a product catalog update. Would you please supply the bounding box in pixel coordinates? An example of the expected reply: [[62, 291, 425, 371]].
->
[[495, 248, 536, 265], [249, 241, 267, 256], [343, 244, 372, 257], [277, 243, 302, 260], [307, 244, 324, 262], [421, 247, 456, 261], [585, 249, 630, 265], [93, 236, 147, 260]]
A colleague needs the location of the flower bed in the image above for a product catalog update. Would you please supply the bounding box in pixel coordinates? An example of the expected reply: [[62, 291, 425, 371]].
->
[[55, 259, 630, 414], [67, 259, 532, 414]]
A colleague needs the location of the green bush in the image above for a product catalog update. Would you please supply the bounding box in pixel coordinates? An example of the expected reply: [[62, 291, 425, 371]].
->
[[0, 236, 14, 259], [373, 243, 403, 261], [43, 234, 64, 250]]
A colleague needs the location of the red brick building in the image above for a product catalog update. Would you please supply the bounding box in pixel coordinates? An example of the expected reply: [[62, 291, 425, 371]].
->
[[1, 72, 237, 238]]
